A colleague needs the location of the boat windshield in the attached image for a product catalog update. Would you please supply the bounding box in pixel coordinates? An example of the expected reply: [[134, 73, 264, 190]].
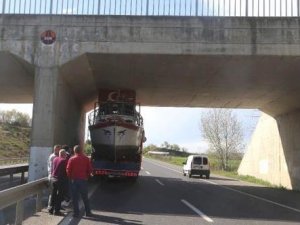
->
[[99, 102, 136, 116]]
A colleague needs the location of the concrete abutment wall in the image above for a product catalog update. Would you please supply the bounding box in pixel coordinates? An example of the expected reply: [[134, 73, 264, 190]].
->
[[238, 111, 300, 190]]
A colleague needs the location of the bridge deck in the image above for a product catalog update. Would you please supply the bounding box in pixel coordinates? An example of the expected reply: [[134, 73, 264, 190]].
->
[[23, 209, 67, 225]]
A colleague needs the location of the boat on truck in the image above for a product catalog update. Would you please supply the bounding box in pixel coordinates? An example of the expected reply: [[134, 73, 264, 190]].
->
[[88, 89, 146, 180]]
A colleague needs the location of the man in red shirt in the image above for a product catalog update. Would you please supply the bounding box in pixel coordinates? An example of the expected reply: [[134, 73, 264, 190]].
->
[[66, 145, 93, 217]]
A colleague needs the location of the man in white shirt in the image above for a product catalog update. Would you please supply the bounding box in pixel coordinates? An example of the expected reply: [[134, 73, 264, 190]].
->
[[48, 145, 61, 179], [47, 145, 61, 211]]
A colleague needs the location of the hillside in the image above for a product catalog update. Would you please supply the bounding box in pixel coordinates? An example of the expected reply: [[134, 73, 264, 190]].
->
[[0, 123, 31, 158]]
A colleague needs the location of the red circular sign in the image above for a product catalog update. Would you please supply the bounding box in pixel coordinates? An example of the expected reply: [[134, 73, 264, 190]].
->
[[40, 30, 56, 45]]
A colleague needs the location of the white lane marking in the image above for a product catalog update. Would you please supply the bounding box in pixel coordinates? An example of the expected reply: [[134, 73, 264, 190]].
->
[[146, 158, 300, 214], [202, 179, 218, 185], [218, 185, 300, 214], [145, 171, 151, 175], [181, 199, 213, 223], [155, 179, 165, 186]]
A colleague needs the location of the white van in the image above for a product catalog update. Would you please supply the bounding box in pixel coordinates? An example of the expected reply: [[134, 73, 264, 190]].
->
[[183, 155, 210, 179]]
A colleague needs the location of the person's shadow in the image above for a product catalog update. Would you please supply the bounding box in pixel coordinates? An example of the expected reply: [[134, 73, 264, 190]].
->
[[68, 214, 142, 225]]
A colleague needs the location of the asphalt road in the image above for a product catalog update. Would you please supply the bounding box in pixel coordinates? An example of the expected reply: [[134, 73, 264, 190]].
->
[[64, 158, 300, 225]]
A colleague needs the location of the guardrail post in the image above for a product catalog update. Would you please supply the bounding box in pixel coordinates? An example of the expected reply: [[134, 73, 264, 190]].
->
[[15, 200, 24, 225], [146, 0, 149, 15], [98, 0, 100, 15], [2, 0, 5, 14], [21, 172, 25, 184], [36, 191, 43, 212], [10, 172, 13, 184], [50, 0, 53, 14]]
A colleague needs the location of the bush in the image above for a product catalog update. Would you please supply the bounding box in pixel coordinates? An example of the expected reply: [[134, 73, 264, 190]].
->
[[84, 141, 93, 156]]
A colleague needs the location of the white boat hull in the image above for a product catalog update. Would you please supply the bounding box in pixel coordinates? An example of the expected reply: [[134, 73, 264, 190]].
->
[[89, 123, 144, 160]]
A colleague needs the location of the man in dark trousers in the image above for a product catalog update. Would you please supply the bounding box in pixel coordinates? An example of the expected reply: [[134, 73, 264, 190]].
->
[[49, 149, 68, 216], [67, 145, 93, 218]]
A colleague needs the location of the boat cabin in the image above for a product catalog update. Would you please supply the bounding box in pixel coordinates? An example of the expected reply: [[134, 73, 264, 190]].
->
[[99, 102, 136, 116]]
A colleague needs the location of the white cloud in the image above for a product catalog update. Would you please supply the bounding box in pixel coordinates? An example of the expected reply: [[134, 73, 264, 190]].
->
[[176, 140, 209, 154], [0, 104, 33, 116], [62, 8, 76, 14]]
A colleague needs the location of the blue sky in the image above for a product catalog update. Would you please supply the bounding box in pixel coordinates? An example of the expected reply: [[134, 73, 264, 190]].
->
[[142, 106, 260, 153], [0, 103, 260, 153]]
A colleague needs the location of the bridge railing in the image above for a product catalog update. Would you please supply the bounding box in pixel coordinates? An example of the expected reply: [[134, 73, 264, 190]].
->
[[0, 163, 29, 185], [0, 157, 29, 166], [1, 0, 300, 17], [0, 177, 48, 225]]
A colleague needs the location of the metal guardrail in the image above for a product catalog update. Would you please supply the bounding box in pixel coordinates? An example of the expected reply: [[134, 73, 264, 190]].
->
[[0, 157, 29, 166], [0, 177, 48, 225], [0, 163, 29, 184], [0, 0, 300, 17]]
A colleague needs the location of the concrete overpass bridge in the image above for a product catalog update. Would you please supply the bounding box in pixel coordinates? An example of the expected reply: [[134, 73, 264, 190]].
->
[[1, 0, 300, 190]]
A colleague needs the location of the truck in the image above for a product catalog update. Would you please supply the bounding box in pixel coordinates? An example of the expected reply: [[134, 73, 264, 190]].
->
[[88, 89, 146, 180]]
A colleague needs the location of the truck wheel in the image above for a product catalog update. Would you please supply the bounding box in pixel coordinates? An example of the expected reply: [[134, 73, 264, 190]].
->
[[183, 170, 186, 176], [206, 173, 210, 179]]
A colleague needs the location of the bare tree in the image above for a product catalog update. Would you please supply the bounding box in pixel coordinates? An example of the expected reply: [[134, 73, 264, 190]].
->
[[200, 109, 243, 171], [161, 141, 170, 149]]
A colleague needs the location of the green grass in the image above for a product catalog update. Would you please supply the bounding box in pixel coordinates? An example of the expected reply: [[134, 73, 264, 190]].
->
[[208, 157, 241, 172], [212, 170, 277, 187], [0, 124, 30, 159]]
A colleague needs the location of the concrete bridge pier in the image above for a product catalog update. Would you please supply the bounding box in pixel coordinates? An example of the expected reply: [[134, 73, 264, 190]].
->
[[277, 111, 300, 189], [28, 65, 84, 181], [239, 111, 300, 190]]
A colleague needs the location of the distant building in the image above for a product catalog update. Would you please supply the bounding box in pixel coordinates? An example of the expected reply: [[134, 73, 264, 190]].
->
[[148, 151, 170, 156]]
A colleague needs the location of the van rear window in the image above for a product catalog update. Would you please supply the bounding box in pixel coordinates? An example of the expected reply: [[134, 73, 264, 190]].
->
[[203, 157, 208, 165], [193, 157, 202, 164]]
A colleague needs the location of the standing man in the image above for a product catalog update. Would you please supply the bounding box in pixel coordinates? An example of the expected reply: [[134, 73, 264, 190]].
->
[[47, 145, 61, 212], [49, 149, 68, 215], [48, 145, 61, 179], [66, 145, 93, 218]]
